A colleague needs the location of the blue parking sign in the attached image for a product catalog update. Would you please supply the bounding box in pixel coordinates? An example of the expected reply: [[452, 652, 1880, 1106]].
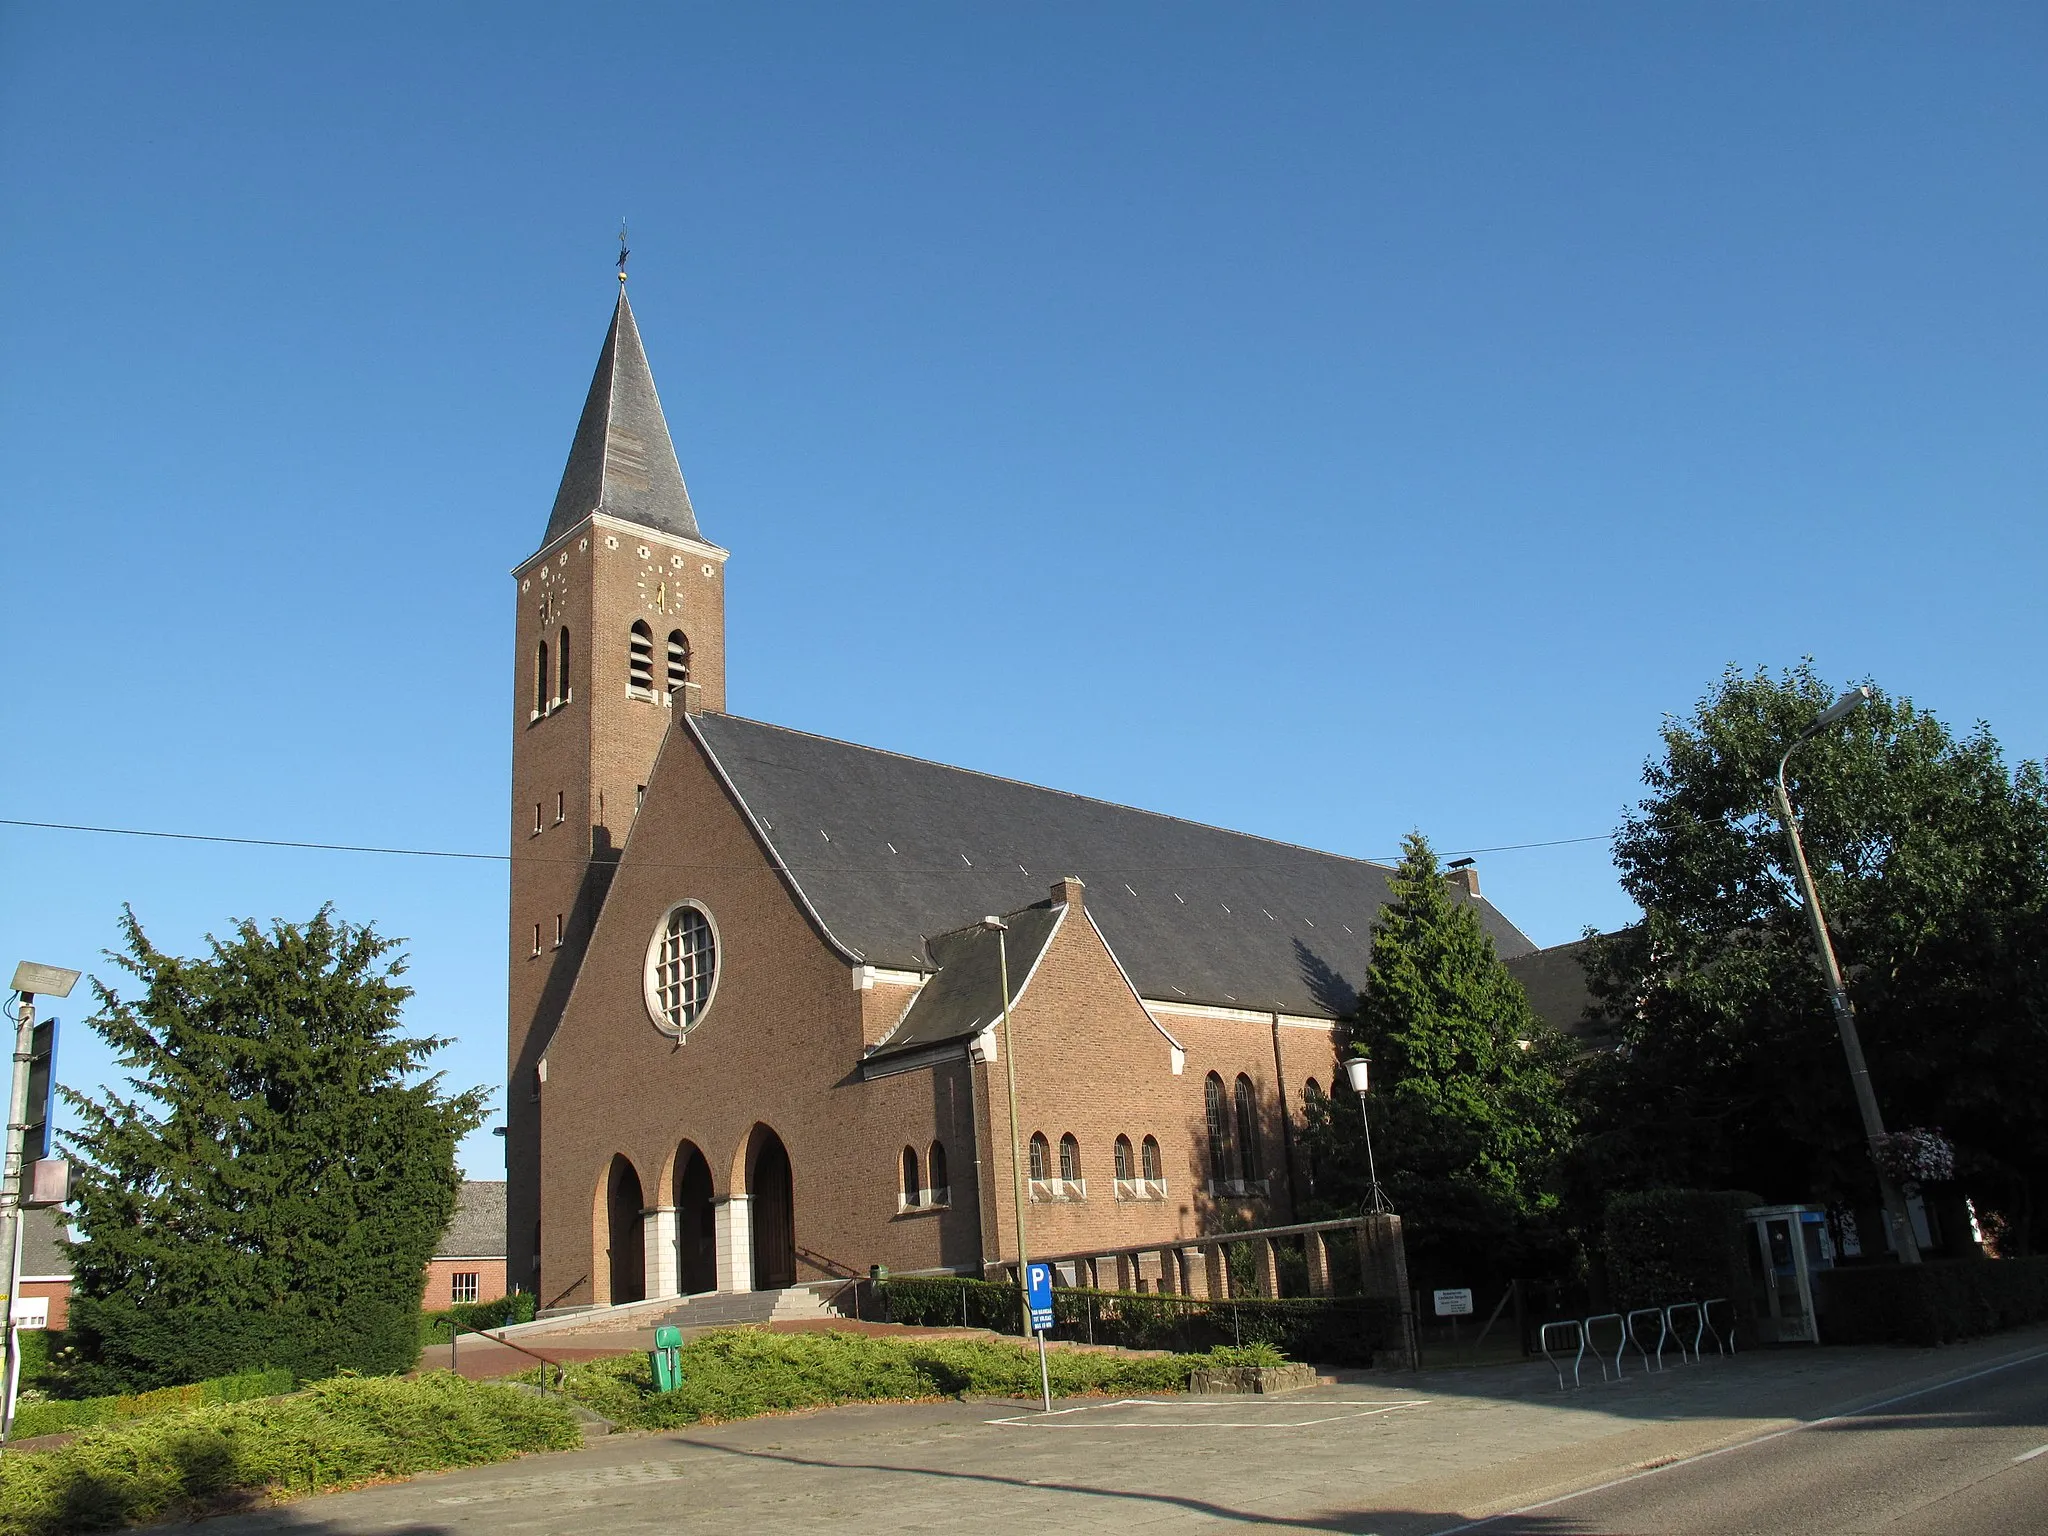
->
[[1025, 1261, 1055, 1332]]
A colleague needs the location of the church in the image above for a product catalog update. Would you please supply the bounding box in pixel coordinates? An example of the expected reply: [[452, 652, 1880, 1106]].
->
[[507, 284, 1551, 1309]]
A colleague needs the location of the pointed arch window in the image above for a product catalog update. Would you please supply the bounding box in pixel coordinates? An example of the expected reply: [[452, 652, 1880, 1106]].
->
[[557, 626, 572, 705], [1234, 1075, 1262, 1185], [1058, 1134, 1081, 1183], [1028, 1132, 1050, 1183], [1204, 1073, 1229, 1183], [1141, 1135, 1163, 1183], [927, 1141, 948, 1204], [534, 640, 549, 718], [901, 1146, 921, 1210], [628, 622, 654, 695], [666, 630, 691, 694], [1113, 1136, 1134, 1181]]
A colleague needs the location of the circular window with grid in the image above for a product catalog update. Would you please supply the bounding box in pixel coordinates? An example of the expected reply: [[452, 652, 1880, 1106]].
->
[[644, 901, 720, 1035]]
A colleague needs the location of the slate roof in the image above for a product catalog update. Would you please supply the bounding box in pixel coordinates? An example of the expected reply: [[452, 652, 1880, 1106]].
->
[[1503, 937, 1615, 1047], [543, 291, 706, 549], [19, 1209, 70, 1279], [867, 902, 1064, 1063], [686, 713, 1538, 1019], [436, 1181, 506, 1260]]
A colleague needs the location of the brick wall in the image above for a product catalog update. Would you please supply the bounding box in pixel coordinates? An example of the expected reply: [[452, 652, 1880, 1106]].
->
[[423, 1259, 509, 1311]]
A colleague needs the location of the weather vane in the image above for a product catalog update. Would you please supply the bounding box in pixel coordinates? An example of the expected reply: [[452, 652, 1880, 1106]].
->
[[617, 219, 630, 286]]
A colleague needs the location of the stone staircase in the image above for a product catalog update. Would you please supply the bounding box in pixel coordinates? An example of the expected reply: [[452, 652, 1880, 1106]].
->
[[512, 1282, 846, 1341]]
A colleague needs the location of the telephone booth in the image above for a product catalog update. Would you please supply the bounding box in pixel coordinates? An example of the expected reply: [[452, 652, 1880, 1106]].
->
[[1745, 1204, 1835, 1344]]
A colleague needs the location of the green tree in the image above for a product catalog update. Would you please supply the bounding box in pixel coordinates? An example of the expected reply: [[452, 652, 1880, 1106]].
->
[[62, 906, 489, 1391], [1574, 663, 2048, 1252], [1305, 834, 1576, 1284]]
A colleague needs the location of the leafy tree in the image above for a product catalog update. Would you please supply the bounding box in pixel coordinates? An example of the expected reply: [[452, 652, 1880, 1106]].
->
[[1304, 834, 1576, 1285], [1574, 663, 2048, 1253], [61, 906, 488, 1391]]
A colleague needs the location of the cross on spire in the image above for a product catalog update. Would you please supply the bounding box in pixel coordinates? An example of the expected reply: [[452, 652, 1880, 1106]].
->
[[617, 220, 630, 286]]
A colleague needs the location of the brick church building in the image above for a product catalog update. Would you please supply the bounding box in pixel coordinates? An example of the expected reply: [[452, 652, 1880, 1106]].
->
[[509, 285, 1547, 1309]]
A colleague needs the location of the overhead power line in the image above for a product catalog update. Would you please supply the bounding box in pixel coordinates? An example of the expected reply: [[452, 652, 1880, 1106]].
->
[[0, 816, 1615, 871]]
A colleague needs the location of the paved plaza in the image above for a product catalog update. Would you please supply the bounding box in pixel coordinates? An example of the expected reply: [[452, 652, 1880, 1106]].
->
[[182, 1327, 2048, 1535]]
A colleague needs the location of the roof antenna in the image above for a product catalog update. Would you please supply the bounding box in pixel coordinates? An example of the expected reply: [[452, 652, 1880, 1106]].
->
[[617, 219, 630, 288]]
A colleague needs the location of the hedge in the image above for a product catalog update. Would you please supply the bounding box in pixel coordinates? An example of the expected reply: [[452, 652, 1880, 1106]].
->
[[0, 1373, 578, 1536], [63, 1293, 424, 1398], [878, 1276, 1404, 1366], [10, 1369, 295, 1443], [1816, 1256, 2048, 1346], [419, 1290, 538, 1346], [546, 1328, 1282, 1430], [1603, 1189, 1762, 1313]]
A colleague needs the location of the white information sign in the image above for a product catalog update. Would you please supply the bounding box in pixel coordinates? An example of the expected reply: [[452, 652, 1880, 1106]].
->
[[1433, 1287, 1474, 1317], [9, 1296, 49, 1331]]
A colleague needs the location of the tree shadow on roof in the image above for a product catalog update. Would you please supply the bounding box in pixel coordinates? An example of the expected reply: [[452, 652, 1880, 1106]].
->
[[1293, 937, 1359, 1020]]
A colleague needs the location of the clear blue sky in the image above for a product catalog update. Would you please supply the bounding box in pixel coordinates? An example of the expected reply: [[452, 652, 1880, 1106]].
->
[[3, 5, 2043, 1176]]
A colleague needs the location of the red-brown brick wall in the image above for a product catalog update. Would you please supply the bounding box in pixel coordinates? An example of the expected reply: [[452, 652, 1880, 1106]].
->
[[422, 1259, 510, 1311]]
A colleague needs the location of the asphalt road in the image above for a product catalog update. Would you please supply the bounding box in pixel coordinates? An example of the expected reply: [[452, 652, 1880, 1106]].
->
[[1466, 1347, 2048, 1535]]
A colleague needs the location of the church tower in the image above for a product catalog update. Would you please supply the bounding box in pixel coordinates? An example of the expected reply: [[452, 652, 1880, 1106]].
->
[[505, 285, 726, 1295]]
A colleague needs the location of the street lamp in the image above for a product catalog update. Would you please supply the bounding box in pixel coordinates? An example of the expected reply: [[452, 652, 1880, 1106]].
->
[[4, 961, 79, 1450], [1771, 686, 1922, 1265], [1341, 1055, 1392, 1216], [981, 916, 1033, 1328]]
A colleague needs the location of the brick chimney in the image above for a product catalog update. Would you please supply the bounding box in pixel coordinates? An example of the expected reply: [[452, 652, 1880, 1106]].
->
[[1051, 876, 1086, 908], [1444, 865, 1480, 899]]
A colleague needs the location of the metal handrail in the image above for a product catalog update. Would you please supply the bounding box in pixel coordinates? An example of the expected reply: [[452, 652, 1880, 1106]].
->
[[451, 1322, 570, 1393]]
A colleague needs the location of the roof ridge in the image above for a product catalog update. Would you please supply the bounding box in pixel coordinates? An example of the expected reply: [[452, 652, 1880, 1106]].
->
[[699, 711, 1398, 875]]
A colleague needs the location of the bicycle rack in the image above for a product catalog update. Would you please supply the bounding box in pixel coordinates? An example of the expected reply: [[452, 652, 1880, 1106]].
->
[[1626, 1307, 1668, 1372], [1582, 1312, 1627, 1382], [1702, 1297, 1736, 1356], [1539, 1318, 1586, 1390], [1664, 1300, 1706, 1363]]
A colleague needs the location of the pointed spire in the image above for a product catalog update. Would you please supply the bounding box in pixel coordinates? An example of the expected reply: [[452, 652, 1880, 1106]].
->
[[543, 290, 704, 548]]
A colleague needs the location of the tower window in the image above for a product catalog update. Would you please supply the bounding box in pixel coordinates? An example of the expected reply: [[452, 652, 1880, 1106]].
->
[[531, 923, 541, 957], [557, 626, 572, 704], [667, 630, 691, 693], [533, 803, 542, 836], [553, 913, 564, 948], [534, 640, 550, 717], [555, 791, 565, 825], [1234, 1075, 1262, 1184], [628, 621, 654, 694]]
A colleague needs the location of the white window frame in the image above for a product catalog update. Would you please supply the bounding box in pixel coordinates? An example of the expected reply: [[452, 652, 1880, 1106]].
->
[[643, 899, 722, 1037]]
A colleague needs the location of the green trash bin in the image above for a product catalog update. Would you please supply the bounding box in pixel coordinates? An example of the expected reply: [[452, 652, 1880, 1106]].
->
[[651, 1325, 683, 1393]]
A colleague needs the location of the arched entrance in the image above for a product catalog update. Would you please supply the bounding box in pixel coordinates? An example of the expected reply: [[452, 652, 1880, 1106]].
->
[[748, 1128, 795, 1290], [673, 1143, 716, 1296], [605, 1154, 646, 1304]]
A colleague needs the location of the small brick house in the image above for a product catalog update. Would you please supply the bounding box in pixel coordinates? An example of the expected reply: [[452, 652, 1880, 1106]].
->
[[506, 286, 1551, 1309], [423, 1181, 508, 1311], [15, 1209, 73, 1330]]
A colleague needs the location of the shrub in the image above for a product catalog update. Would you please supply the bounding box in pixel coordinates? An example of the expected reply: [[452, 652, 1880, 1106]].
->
[[420, 1291, 538, 1346], [1816, 1257, 2048, 1346], [0, 1374, 578, 1536], [1603, 1189, 1761, 1312], [879, 1276, 1403, 1365], [547, 1329, 1251, 1431], [11, 1368, 297, 1442]]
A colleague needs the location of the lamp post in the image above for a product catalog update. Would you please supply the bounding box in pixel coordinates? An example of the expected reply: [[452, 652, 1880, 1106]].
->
[[981, 917, 1033, 1329], [1772, 686, 1922, 1265], [4, 962, 79, 1449], [1341, 1055, 1391, 1215]]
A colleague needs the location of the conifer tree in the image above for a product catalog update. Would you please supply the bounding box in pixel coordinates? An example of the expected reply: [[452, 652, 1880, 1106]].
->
[[1307, 834, 1575, 1282], [61, 906, 488, 1391]]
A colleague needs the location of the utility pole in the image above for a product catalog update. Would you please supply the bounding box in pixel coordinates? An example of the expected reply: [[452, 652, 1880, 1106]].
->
[[981, 916, 1033, 1333], [1773, 688, 1922, 1265], [2, 962, 79, 1449]]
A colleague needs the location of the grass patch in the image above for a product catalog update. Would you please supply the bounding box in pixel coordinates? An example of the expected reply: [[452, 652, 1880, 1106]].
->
[[11, 1368, 297, 1442], [547, 1328, 1286, 1430], [0, 1373, 579, 1536]]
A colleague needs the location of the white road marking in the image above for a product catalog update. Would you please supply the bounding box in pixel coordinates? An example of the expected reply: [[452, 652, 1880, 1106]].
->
[[1426, 1345, 2048, 1535], [2015, 1443, 2048, 1463], [986, 1397, 1428, 1429]]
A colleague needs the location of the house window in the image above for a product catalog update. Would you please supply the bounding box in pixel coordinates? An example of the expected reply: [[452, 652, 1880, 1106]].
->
[[534, 640, 549, 716], [667, 630, 690, 693], [1059, 1134, 1080, 1183], [901, 1146, 921, 1209], [557, 626, 572, 704], [451, 1271, 479, 1305], [628, 621, 654, 693], [1114, 1136, 1134, 1181], [928, 1141, 948, 1203], [1028, 1132, 1050, 1182], [1234, 1075, 1262, 1184], [1141, 1135, 1162, 1183], [1204, 1073, 1229, 1183], [646, 902, 719, 1033]]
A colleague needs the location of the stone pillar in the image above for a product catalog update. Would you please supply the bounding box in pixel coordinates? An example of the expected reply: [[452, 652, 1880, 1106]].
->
[[1254, 1237, 1281, 1299], [1356, 1214, 1418, 1370], [644, 1207, 680, 1298], [1178, 1245, 1209, 1299], [1305, 1229, 1332, 1297], [1205, 1243, 1230, 1300], [714, 1195, 753, 1294]]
